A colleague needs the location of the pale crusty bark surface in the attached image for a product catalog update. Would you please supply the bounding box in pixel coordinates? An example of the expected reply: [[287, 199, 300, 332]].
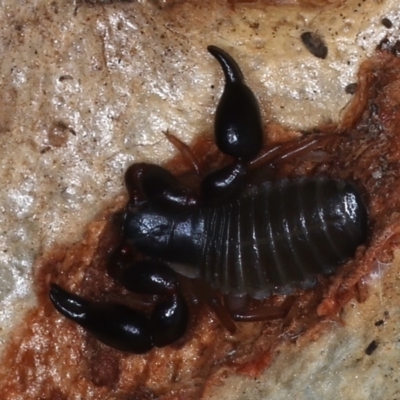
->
[[1, 1, 400, 399]]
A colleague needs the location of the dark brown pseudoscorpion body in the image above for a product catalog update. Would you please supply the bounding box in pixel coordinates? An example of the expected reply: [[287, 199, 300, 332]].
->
[[128, 178, 367, 299], [49, 45, 368, 353]]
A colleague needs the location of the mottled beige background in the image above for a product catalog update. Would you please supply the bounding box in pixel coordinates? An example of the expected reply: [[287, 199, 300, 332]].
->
[[0, 0, 400, 398]]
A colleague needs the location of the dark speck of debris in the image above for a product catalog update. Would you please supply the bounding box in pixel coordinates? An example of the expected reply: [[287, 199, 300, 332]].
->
[[345, 83, 358, 95], [374, 319, 384, 327], [40, 146, 51, 154], [300, 32, 328, 59], [59, 75, 74, 82], [381, 18, 393, 29], [365, 340, 379, 356]]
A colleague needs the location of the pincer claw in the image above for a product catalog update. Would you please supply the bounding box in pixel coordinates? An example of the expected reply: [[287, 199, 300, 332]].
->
[[50, 284, 153, 353]]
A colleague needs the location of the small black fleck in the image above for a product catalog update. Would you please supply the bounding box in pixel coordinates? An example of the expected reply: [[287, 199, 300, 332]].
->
[[382, 18, 393, 29], [300, 32, 328, 59], [345, 83, 358, 95], [40, 146, 51, 154], [374, 319, 384, 327], [365, 340, 379, 355], [59, 75, 74, 82]]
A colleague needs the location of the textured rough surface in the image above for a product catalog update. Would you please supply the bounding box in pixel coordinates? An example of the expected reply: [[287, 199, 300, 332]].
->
[[1, 0, 400, 399], [207, 253, 400, 400]]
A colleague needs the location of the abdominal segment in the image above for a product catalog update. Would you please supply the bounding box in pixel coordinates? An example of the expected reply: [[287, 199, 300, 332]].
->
[[194, 178, 368, 299]]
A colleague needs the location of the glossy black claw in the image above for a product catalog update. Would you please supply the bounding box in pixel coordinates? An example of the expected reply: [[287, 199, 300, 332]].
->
[[207, 45, 245, 84], [151, 294, 189, 348], [124, 163, 197, 211], [118, 261, 190, 347], [208, 45, 264, 160], [50, 284, 153, 353]]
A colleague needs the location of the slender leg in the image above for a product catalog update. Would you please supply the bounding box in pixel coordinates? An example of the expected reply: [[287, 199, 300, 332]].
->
[[250, 133, 336, 170], [226, 295, 295, 322], [180, 277, 237, 334], [164, 130, 202, 176]]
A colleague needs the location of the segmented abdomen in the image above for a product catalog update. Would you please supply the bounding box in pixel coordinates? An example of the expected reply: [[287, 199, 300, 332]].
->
[[196, 177, 367, 299]]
